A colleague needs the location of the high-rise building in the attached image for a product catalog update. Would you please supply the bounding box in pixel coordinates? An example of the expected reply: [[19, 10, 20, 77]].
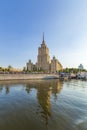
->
[[26, 34, 63, 73], [37, 33, 50, 72]]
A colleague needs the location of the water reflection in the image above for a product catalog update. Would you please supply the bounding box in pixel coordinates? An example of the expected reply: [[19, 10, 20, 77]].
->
[[0, 80, 63, 129], [0, 85, 3, 93], [25, 80, 63, 128], [0, 83, 10, 94], [0, 80, 86, 130], [0, 84, 10, 94]]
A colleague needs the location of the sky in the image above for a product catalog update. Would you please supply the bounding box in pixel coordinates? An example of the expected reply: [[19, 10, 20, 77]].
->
[[0, 0, 87, 69]]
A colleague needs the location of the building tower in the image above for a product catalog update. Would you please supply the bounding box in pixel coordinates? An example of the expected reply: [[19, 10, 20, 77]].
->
[[37, 33, 50, 72], [51, 56, 63, 73], [78, 64, 84, 70], [26, 60, 33, 71]]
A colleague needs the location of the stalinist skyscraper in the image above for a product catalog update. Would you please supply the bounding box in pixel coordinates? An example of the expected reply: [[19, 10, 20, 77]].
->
[[26, 33, 63, 73], [37, 33, 50, 72]]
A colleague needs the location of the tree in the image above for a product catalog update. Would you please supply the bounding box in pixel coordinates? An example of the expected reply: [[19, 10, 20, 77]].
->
[[7, 65, 13, 72]]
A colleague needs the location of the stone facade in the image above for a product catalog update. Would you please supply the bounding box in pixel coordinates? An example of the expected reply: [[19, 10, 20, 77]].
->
[[37, 36, 50, 72], [26, 34, 63, 73], [27, 60, 33, 71], [51, 56, 63, 73]]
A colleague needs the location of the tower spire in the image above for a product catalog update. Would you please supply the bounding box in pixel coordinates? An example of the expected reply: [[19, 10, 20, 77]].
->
[[43, 32, 45, 43]]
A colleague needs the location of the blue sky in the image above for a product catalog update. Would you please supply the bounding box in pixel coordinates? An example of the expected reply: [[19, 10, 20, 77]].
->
[[0, 0, 87, 69]]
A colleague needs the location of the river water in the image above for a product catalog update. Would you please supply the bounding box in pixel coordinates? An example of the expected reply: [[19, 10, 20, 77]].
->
[[0, 79, 87, 130]]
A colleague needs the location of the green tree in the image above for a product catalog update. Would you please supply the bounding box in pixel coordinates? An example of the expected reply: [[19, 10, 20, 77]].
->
[[7, 65, 13, 72]]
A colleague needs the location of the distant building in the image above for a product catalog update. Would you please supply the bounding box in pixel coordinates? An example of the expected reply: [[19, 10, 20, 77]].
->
[[78, 64, 84, 70], [26, 34, 63, 73], [27, 60, 33, 71]]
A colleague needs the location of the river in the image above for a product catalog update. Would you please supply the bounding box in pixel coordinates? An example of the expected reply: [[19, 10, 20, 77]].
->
[[0, 79, 87, 130]]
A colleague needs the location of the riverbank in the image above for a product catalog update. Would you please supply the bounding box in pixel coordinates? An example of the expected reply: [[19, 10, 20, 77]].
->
[[0, 74, 59, 81]]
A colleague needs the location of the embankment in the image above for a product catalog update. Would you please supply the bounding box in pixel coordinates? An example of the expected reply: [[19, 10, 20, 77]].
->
[[0, 74, 59, 81]]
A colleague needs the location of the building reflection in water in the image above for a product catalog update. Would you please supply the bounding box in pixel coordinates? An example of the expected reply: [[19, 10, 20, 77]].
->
[[0, 84, 10, 94], [52, 81, 62, 101], [25, 79, 63, 128], [0, 79, 63, 129], [0, 85, 3, 93], [5, 85, 10, 94]]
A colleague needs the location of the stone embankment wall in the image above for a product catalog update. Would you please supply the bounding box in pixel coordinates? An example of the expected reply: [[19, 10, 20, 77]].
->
[[0, 74, 59, 81]]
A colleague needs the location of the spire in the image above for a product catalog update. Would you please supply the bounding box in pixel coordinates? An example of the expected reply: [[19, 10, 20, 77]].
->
[[42, 32, 45, 43], [41, 32, 46, 46]]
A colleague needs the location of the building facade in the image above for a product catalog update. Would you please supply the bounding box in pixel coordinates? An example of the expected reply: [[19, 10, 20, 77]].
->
[[37, 35, 50, 72], [51, 56, 63, 73], [26, 60, 33, 71], [78, 64, 84, 70], [26, 34, 63, 73]]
